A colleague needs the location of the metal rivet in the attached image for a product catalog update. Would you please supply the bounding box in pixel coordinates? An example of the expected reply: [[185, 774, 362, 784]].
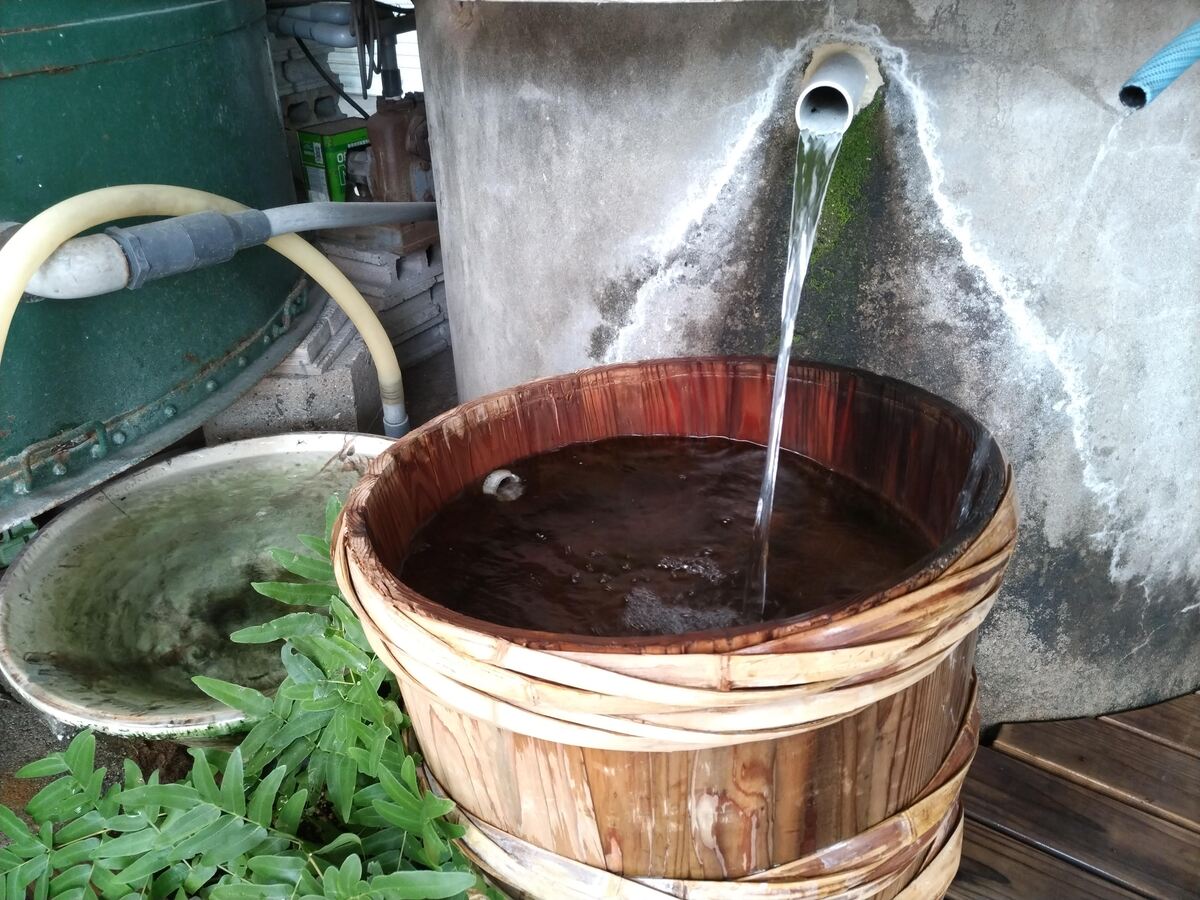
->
[[51, 462, 67, 477], [13, 480, 30, 495], [263, 334, 272, 346], [111, 431, 126, 445], [163, 405, 177, 418], [237, 356, 248, 368], [205, 379, 218, 392], [90, 444, 105, 459]]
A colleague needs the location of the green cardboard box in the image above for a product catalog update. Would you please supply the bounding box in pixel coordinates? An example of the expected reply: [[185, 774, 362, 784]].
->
[[295, 118, 369, 202]]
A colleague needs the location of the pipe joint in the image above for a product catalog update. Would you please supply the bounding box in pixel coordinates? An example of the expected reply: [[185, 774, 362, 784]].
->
[[107, 210, 271, 289], [382, 402, 410, 438]]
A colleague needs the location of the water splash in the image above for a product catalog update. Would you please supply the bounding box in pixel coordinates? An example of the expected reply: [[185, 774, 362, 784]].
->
[[623, 585, 740, 635], [743, 132, 843, 615]]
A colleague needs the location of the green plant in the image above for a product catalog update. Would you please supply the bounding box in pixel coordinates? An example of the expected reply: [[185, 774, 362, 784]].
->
[[0, 497, 497, 900]]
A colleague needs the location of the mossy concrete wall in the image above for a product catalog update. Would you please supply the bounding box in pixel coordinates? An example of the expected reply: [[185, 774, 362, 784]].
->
[[417, 0, 1200, 723], [791, 95, 885, 353]]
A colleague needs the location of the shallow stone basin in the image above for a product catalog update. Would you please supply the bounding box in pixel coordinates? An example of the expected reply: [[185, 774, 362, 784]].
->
[[0, 433, 389, 741]]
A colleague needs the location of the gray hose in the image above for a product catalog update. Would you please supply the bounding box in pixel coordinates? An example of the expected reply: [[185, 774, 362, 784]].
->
[[263, 201, 437, 236]]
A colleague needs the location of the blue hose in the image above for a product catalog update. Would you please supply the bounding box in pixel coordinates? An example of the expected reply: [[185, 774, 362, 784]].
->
[[1120, 20, 1200, 108]]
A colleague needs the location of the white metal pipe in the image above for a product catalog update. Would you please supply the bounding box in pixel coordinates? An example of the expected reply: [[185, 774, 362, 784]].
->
[[0, 225, 129, 301], [26, 233, 129, 300], [795, 50, 872, 135]]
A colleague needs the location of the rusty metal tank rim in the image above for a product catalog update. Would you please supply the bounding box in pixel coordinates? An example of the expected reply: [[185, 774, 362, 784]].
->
[[0, 283, 320, 532]]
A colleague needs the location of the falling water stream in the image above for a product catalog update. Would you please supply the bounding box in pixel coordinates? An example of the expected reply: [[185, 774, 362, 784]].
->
[[744, 130, 845, 616]]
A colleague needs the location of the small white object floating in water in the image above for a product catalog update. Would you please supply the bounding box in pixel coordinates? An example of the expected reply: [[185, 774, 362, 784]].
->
[[482, 468, 525, 501]]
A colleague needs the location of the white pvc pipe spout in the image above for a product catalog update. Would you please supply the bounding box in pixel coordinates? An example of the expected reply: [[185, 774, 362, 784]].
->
[[795, 48, 879, 135]]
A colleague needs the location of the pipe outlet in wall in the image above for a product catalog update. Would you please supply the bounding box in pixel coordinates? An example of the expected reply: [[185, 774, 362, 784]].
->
[[796, 43, 883, 135]]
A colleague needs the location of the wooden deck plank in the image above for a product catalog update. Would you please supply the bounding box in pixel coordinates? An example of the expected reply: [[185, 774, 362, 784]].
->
[[963, 747, 1200, 898], [1101, 693, 1200, 759], [993, 718, 1200, 832], [948, 819, 1141, 899]]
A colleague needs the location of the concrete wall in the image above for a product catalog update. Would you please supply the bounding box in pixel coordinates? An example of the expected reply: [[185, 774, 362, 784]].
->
[[416, 0, 1200, 723]]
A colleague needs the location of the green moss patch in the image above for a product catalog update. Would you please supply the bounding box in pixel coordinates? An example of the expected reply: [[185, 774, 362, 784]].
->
[[793, 93, 885, 339]]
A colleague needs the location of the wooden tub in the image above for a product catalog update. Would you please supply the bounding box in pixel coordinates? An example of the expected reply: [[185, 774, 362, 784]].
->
[[334, 358, 1017, 898]]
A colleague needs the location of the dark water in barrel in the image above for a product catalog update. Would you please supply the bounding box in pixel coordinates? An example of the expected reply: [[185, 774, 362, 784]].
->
[[400, 436, 933, 637]]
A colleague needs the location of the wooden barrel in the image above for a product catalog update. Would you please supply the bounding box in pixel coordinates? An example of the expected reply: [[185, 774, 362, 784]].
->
[[334, 358, 1017, 898]]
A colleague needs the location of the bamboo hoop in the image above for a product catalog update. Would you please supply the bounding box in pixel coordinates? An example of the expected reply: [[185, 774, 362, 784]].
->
[[429, 694, 977, 899], [335, 478, 1012, 752], [453, 807, 963, 900]]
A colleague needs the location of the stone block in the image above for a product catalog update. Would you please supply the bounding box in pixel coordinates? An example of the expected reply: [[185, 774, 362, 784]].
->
[[203, 329, 381, 443]]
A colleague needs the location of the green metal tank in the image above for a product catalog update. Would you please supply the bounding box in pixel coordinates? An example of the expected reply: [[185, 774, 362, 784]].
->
[[0, 0, 317, 528]]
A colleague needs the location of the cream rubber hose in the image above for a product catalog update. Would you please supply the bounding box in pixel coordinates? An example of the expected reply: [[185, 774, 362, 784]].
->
[[0, 184, 408, 435]]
